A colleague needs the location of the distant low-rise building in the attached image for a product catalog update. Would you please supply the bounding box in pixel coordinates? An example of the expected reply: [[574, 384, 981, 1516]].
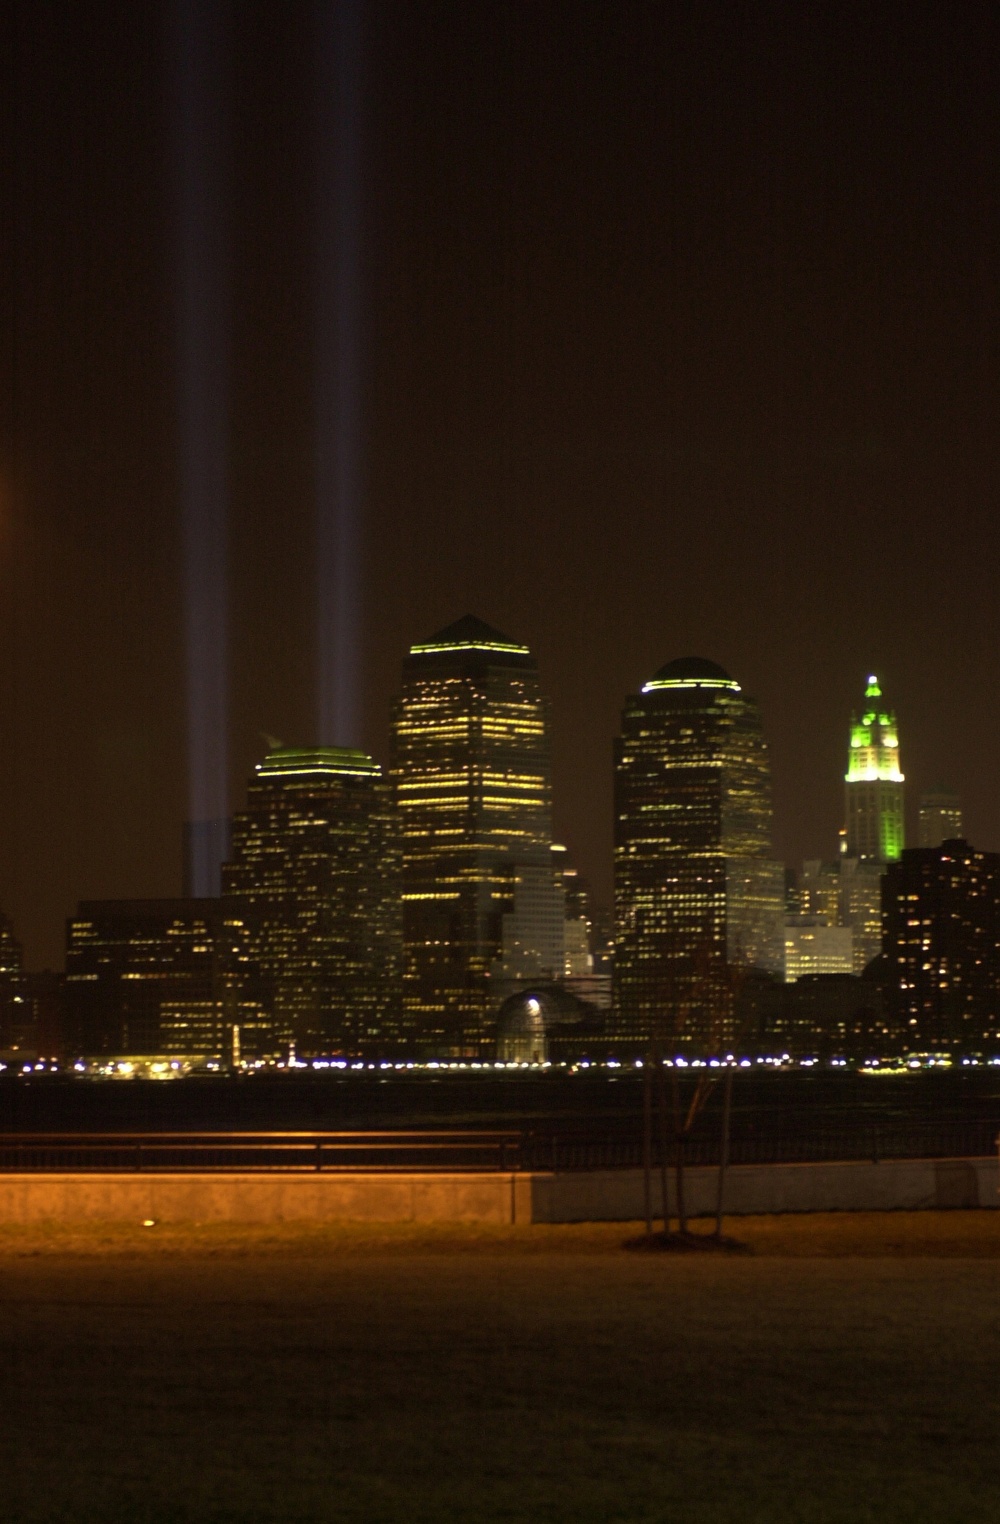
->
[[767, 973, 886, 1057], [783, 918, 854, 981], [63, 899, 231, 1058], [918, 788, 963, 849], [0, 912, 31, 1059]]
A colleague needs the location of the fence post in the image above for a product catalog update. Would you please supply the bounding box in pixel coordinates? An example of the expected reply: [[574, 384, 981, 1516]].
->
[[315, 1140, 323, 1172]]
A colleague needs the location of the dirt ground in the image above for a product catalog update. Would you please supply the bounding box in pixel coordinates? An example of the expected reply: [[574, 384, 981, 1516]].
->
[[1, 1215, 998, 1523]]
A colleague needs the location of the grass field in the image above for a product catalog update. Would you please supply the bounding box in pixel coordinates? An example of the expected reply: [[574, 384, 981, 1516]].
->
[[1, 1214, 999, 1522]]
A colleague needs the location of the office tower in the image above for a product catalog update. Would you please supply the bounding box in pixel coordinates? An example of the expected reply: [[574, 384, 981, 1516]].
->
[[883, 840, 1000, 1051], [390, 615, 556, 1053], [64, 899, 228, 1056], [613, 656, 784, 1050], [919, 788, 963, 848], [845, 674, 904, 861], [223, 746, 402, 1056]]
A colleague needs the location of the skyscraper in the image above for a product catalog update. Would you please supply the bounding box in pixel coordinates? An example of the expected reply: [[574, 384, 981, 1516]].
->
[[845, 675, 904, 861], [840, 673, 905, 970], [222, 746, 402, 1056], [390, 615, 557, 1053], [613, 656, 784, 1050], [919, 788, 963, 848]]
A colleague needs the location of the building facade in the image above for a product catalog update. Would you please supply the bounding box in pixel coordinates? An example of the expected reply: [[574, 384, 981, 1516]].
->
[[63, 899, 227, 1057], [390, 615, 557, 1053], [783, 918, 854, 982], [613, 656, 784, 1051], [883, 840, 1000, 1052], [222, 746, 402, 1056]]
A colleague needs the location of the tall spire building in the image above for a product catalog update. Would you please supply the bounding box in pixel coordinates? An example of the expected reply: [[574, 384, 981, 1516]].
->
[[390, 616, 559, 1054], [845, 675, 905, 861], [613, 657, 784, 1051], [839, 674, 905, 972]]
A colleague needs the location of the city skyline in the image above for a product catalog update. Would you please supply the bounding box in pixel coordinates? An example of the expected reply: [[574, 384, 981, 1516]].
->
[[0, 611, 980, 971], [28, 645, 988, 1064]]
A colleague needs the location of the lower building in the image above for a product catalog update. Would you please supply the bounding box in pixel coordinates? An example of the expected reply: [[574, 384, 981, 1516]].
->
[[838, 857, 884, 973], [489, 858, 567, 1000], [764, 973, 886, 1057], [63, 900, 230, 1058], [494, 983, 608, 1063], [726, 859, 786, 976], [883, 839, 1000, 1052], [0, 912, 28, 1058], [918, 789, 963, 848], [794, 857, 885, 975], [798, 860, 842, 922], [784, 918, 854, 981]]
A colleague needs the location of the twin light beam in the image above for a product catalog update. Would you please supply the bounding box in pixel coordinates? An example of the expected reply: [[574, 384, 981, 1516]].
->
[[173, 0, 363, 893]]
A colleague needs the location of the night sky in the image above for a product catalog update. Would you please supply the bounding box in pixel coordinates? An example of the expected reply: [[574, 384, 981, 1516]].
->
[[2, 1, 999, 966]]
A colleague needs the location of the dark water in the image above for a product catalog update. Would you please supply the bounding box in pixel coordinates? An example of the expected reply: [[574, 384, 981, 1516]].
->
[[1, 1068, 998, 1143]]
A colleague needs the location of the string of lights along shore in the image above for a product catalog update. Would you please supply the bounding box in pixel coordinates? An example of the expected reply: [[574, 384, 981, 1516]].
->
[[4, 619, 1000, 1072]]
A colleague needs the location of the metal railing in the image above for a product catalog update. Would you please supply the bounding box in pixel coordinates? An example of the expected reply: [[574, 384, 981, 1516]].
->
[[520, 1116, 1000, 1171], [0, 1118, 994, 1173], [0, 1130, 523, 1173]]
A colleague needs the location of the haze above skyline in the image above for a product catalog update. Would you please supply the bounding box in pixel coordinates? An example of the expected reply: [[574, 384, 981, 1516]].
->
[[2, 0, 998, 965]]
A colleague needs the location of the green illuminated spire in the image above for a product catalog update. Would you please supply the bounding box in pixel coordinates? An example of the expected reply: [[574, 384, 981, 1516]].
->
[[844, 673, 905, 861]]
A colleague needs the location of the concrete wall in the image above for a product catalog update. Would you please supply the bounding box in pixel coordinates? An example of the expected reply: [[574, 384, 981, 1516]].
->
[[0, 1158, 995, 1225], [530, 1156, 1000, 1222], [0, 1172, 535, 1225]]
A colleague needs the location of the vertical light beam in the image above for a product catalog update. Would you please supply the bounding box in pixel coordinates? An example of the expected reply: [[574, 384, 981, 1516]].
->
[[315, 0, 363, 748], [170, 0, 230, 894]]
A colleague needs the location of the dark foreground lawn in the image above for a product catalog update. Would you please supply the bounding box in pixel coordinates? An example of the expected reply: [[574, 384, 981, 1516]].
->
[[1, 1215, 998, 1523]]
